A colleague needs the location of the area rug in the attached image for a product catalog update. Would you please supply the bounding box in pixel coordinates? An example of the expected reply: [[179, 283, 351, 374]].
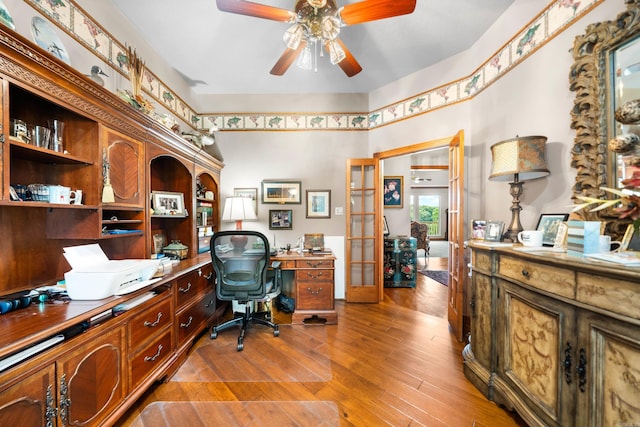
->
[[419, 270, 449, 286], [129, 401, 340, 426], [171, 324, 331, 382]]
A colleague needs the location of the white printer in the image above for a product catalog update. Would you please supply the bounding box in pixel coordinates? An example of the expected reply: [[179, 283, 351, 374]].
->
[[63, 244, 161, 300]]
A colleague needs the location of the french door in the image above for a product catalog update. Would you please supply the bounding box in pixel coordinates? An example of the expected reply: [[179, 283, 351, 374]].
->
[[447, 132, 465, 341], [345, 158, 381, 303]]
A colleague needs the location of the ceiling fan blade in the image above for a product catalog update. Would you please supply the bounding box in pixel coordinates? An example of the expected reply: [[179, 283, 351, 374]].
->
[[340, 0, 416, 25], [216, 0, 294, 22], [333, 39, 362, 77], [270, 41, 307, 76]]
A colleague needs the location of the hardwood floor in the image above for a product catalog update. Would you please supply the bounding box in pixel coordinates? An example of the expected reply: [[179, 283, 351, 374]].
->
[[116, 257, 525, 426]]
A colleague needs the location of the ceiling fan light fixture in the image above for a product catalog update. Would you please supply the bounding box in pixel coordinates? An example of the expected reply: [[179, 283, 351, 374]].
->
[[283, 23, 304, 49], [296, 45, 313, 70], [327, 39, 345, 64], [321, 15, 341, 40]]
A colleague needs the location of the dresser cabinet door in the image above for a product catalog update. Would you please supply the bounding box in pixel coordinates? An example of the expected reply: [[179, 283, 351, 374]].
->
[[0, 364, 56, 426], [576, 310, 640, 427], [102, 126, 145, 207], [496, 280, 576, 427], [58, 326, 126, 426]]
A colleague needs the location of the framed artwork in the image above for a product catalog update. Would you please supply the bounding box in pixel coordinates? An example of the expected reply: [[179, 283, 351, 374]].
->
[[471, 219, 487, 240], [484, 220, 504, 242], [151, 191, 186, 216], [383, 216, 390, 236], [383, 176, 403, 208], [306, 189, 331, 218], [621, 224, 640, 251], [262, 180, 301, 204], [535, 213, 569, 246], [234, 187, 258, 214], [269, 209, 292, 230]]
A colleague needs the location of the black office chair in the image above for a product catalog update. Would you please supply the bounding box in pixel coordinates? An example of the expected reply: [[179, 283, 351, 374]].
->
[[210, 230, 281, 351]]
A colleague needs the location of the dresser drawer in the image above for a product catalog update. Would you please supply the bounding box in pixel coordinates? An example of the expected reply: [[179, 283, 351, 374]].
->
[[129, 328, 172, 390], [176, 291, 216, 345], [176, 266, 213, 308], [295, 259, 334, 269], [127, 296, 172, 348], [296, 270, 334, 310], [499, 255, 576, 299], [576, 273, 640, 319], [472, 250, 493, 275]]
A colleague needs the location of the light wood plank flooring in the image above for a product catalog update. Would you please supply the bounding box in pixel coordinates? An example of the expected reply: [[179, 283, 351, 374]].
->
[[116, 258, 525, 426]]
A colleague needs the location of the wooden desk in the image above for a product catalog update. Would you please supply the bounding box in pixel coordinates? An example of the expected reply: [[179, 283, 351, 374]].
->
[[272, 250, 337, 325]]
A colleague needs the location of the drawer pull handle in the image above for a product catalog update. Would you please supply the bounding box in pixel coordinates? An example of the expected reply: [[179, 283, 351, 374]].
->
[[144, 312, 163, 327], [204, 299, 214, 308], [521, 269, 529, 278], [306, 272, 324, 279], [306, 261, 321, 268], [179, 282, 192, 293], [144, 344, 163, 362], [180, 316, 193, 328], [563, 342, 572, 385], [307, 287, 323, 295], [205, 272, 213, 280], [577, 348, 587, 393]]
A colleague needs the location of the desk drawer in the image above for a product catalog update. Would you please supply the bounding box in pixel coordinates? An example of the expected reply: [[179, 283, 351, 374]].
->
[[129, 328, 172, 390], [176, 266, 213, 308], [177, 291, 216, 345], [295, 259, 334, 269], [296, 270, 334, 310], [499, 255, 575, 299], [128, 296, 172, 348]]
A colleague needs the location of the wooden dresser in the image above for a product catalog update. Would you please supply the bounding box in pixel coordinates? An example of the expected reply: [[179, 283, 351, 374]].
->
[[465, 242, 640, 427]]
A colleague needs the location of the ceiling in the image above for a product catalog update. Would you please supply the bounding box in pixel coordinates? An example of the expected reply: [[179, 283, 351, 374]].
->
[[110, 0, 515, 95]]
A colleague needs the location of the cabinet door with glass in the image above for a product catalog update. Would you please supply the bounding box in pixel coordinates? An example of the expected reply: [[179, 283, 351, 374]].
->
[[346, 158, 380, 303]]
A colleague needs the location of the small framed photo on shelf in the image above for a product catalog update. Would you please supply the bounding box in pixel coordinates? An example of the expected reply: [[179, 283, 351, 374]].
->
[[383, 216, 390, 236], [484, 220, 504, 242], [471, 219, 487, 240], [152, 191, 186, 216], [234, 187, 258, 215], [306, 189, 331, 218], [535, 213, 569, 246], [621, 224, 640, 251], [383, 176, 403, 208], [269, 209, 292, 230], [262, 180, 301, 204]]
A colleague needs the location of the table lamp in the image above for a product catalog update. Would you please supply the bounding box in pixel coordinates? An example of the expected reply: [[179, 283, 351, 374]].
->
[[222, 196, 257, 251], [489, 135, 550, 242]]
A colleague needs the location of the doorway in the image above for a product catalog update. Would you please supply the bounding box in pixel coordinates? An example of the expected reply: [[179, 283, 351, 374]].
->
[[373, 131, 465, 341]]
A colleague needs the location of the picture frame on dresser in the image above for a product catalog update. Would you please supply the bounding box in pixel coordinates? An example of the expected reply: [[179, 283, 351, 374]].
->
[[535, 213, 569, 246], [621, 224, 640, 251], [484, 220, 504, 242], [471, 219, 487, 239]]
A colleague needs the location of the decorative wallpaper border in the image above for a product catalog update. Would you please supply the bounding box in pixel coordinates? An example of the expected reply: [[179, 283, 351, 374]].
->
[[27, 0, 602, 133]]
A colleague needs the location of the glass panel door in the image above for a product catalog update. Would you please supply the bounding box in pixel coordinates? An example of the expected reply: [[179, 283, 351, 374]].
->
[[346, 158, 380, 302]]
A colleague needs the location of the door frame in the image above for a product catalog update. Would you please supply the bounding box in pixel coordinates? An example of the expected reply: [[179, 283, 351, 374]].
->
[[373, 130, 465, 339]]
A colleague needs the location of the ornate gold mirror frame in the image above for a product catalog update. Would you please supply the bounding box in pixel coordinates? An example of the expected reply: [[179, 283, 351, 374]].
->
[[570, 0, 640, 237]]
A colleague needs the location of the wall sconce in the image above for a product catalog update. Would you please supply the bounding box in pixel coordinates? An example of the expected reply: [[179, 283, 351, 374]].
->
[[489, 135, 550, 242]]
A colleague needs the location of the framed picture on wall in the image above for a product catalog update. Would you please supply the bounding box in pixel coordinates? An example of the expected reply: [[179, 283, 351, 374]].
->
[[269, 209, 292, 230], [262, 180, 301, 204], [383, 176, 403, 208], [306, 190, 331, 218]]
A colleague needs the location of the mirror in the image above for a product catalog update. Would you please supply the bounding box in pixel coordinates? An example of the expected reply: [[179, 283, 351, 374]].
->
[[570, 0, 640, 237]]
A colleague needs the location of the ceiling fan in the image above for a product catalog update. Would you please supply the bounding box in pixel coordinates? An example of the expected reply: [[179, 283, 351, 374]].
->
[[216, 0, 417, 77]]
